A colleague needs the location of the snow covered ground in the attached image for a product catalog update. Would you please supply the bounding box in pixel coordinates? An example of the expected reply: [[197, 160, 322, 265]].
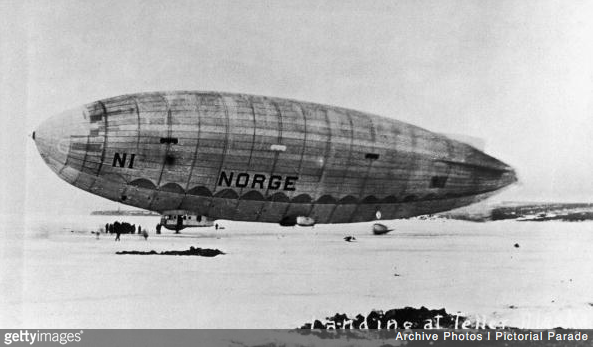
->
[[1, 214, 591, 328]]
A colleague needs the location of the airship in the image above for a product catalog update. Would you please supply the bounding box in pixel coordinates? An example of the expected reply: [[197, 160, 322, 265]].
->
[[33, 91, 517, 231]]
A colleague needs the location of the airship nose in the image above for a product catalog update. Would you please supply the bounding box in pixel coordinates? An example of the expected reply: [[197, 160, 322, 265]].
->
[[34, 106, 90, 174]]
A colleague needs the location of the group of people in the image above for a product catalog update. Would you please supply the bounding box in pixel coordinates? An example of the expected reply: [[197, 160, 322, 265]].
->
[[105, 221, 149, 241]]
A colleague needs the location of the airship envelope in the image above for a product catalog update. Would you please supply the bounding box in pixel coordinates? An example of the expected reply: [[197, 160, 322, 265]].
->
[[34, 91, 517, 225]]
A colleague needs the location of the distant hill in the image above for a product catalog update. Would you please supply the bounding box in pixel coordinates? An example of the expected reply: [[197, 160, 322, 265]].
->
[[91, 210, 160, 216], [434, 202, 592, 222]]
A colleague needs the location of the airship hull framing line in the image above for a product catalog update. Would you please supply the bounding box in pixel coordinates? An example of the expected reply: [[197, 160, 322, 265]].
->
[[34, 91, 516, 227]]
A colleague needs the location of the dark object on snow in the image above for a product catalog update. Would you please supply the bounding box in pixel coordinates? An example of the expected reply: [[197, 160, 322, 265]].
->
[[116, 246, 225, 257], [514, 243, 520, 248], [344, 236, 356, 242], [372, 223, 393, 235]]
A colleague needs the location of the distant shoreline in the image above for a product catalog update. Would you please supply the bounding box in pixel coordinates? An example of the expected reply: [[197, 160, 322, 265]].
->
[[436, 202, 592, 222], [90, 210, 160, 216]]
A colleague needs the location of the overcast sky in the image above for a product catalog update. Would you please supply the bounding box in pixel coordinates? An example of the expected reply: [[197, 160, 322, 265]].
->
[[1, 0, 591, 215]]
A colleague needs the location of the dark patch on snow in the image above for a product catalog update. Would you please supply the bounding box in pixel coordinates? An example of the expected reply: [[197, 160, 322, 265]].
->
[[116, 246, 225, 257]]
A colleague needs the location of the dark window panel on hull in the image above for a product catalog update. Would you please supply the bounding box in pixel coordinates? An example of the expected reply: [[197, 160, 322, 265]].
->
[[159, 137, 178, 144], [161, 150, 197, 161], [430, 176, 448, 188]]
